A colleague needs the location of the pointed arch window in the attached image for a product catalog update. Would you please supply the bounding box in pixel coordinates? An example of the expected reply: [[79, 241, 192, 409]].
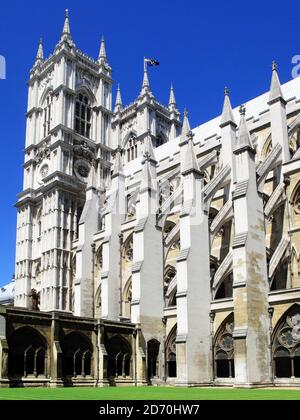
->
[[214, 315, 235, 378], [43, 94, 53, 138], [273, 307, 300, 378], [125, 135, 138, 162], [75, 93, 92, 138], [166, 326, 177, 378]]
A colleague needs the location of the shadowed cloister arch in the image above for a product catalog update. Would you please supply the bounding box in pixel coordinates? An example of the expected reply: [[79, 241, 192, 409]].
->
[[106, 335, 132, 379], [8, 327, 48, 378], [61, 332, 93, 377]]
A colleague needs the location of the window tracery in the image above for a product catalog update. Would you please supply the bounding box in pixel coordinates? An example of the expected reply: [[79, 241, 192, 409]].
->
[[75, 93, 92, 138], [214, 315, 235, 378], [273, 307, 300, 378]]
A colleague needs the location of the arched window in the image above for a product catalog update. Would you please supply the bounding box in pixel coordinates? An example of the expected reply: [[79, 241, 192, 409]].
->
[[62, 332, 93, 378], [106, 335, 132, 379], [75, 93, 92, 138], [123, 278, 132, 319], [8, 327, 48, 378], [166, 326, 177, 378], [126, 191, 138, 220], [147, 339, 160, 380], [43, 94, 53, 138], [125, 135, 138, 162], [273, 306, 300, 378], [214, 314, 235, 378], [122, 235, 133, 263]]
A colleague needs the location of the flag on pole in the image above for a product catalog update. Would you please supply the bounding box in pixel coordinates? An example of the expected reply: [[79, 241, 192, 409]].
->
[[145, 58, 160, 67]]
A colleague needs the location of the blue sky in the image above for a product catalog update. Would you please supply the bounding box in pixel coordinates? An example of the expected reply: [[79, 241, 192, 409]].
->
[[0, 0, 299, 285]]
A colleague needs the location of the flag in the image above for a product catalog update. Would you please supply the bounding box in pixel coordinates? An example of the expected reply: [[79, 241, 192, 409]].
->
[[145, 58, 160, 67]]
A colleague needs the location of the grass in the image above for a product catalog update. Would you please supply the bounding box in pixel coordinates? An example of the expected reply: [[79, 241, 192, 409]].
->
[[0, 387, 300, 400]]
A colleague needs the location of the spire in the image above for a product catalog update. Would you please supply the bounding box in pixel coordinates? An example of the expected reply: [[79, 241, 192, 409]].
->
[[179, 109, 191, 145], [220, 87, 236, 127], [98, 35, 107, 62], [235, 105, 254, 153], [181, 131, 201, 175], [61, 9, 72, 41], [35, 37, 44, 65], [268, 61, 285, 104], [168, 83, 177, 107], [140, 59, 151, 95], [112, 147, 124, 178], [114, 84, 123, 112]]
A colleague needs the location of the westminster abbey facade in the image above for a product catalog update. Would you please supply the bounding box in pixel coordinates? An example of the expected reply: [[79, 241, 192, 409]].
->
[[1, 10, 300, 388]]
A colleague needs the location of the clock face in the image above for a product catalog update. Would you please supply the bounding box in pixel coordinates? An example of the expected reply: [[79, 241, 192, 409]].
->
[[40, 164, 49, 178], [74, 159, 90, 183], [37, 163, 49, 184]]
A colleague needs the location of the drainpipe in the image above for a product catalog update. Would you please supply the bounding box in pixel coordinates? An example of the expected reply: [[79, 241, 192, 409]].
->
[[91, 243, 96, 318]]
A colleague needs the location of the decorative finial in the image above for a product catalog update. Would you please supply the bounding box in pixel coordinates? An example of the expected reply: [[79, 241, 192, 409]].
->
[[184, 108, 188, 118], [168, 82, 177, 106], [272, 60, 277, 71], [239, 105, 246, 116], [35, 36, 44, 63], [61, 8, 71, 40], [224, 86, 229, 96]]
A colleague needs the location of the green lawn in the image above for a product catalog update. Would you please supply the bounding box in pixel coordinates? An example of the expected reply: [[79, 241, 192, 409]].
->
[[0, 387, 300, 400]]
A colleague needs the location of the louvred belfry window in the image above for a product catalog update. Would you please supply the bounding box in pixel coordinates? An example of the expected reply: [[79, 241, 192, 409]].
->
[[75, 93, 92, 139]]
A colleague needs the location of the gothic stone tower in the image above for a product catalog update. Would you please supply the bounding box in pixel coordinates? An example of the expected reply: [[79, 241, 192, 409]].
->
[[14, 11, 113, 312]]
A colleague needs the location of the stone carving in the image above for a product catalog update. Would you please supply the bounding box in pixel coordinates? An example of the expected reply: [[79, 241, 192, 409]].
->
[[73, 141, 95, 162], [76, 69, 97, 90], [73, 159, 90, 182], [40, 164, 49, 179], [35, 143, 51, 165]]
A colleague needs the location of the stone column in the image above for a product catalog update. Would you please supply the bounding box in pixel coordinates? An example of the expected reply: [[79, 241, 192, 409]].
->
[[176, 131, 212, 386], [96, 321, 109, 387], [49, 312, 63, 387], [101, 149, 125, 320], [74, 165, 99, 317], [232, 106, 271, 387], [131, 134, 164, 381]]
